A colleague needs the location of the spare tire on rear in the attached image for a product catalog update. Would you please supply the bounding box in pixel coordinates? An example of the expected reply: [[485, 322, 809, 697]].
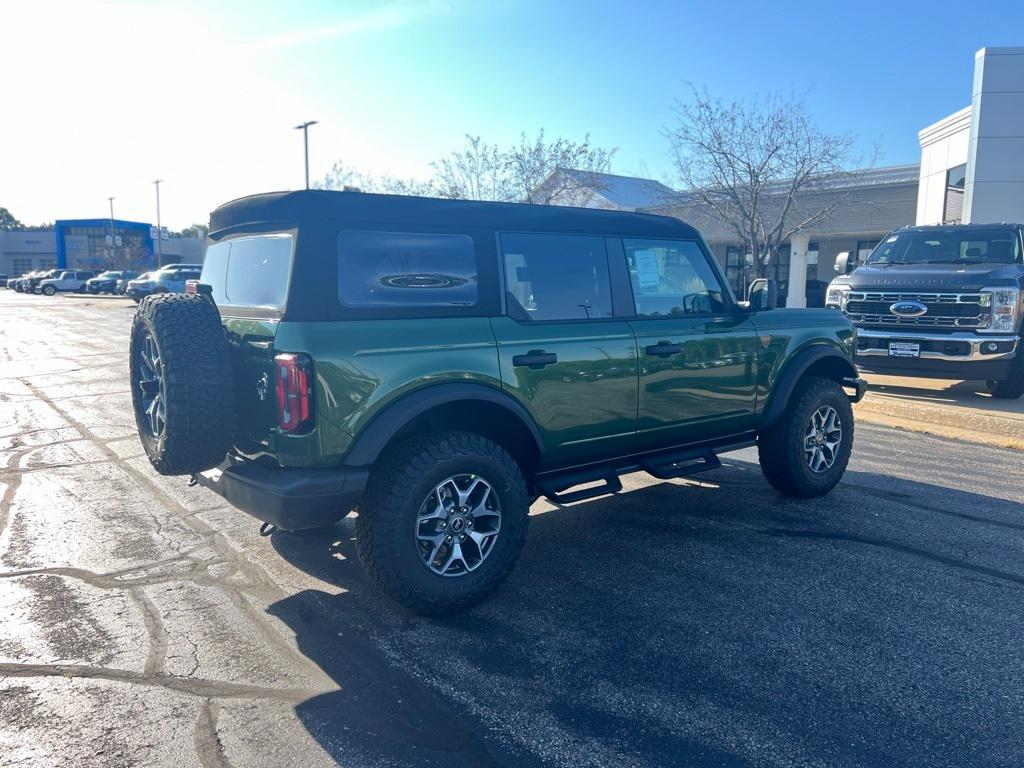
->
[[130, 293, 235, 475]]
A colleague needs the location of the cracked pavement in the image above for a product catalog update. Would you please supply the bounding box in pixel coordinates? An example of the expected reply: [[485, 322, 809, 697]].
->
[[1, 290, 1023, 767]]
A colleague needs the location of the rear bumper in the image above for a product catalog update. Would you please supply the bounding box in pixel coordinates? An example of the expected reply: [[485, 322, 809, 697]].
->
[[193, 455, 368, 530]]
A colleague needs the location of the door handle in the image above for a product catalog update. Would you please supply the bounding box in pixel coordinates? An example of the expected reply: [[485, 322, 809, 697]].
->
[[645, 342, 683, 358], [513, 351, 558, 368]]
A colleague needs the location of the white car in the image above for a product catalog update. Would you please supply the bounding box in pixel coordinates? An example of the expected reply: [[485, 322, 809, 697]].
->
[[38, 270, 98, 296]]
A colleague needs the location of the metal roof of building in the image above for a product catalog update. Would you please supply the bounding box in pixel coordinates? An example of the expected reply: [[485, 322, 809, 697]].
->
[[555, 169, 681, 209]]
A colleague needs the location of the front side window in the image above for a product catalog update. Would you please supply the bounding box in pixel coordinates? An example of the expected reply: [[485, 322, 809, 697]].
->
[[501, 233, 612, 321], [338, 230, 477, 308], [855, 240, 878, 269], [624, 238, 726, 317], [201, 233, 294, 309]]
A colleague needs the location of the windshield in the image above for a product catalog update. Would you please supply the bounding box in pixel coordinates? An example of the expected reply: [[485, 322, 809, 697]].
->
[[867, 229, 1021, 265]]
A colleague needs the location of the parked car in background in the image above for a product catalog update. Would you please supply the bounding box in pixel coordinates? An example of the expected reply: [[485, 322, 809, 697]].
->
[[115, 274, 134, 294], [125, 264, 203, 301], [0, 274, 8, 288], [125, 273, 154, 301], [27, 269, 61, 294], [12, 272, 37, 292], [87, 270, 138, 294], [828, 223, 1024, 398], [38, 269, 97, 295], [13, 272, 41, 292]]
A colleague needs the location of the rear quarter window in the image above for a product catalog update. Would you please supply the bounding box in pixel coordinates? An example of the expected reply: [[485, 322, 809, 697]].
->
[[201, 233, 294, 309], [337, 230, 477, 308]]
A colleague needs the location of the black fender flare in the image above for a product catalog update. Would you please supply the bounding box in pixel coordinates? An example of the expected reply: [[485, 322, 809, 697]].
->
[[760, 346, 858, 428], [343, 382, 545, 467]]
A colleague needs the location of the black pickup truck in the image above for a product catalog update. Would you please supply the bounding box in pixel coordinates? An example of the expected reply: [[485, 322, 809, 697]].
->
[[827, 223, 1024, 398]]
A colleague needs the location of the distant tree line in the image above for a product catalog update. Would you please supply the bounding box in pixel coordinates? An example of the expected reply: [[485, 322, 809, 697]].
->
[[0, 207, 51, 231], [316, 130, 617, 205]]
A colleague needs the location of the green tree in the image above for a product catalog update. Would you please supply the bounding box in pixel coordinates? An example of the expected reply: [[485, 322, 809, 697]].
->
[[176, 224, 209, 239], [0, 207, 24, 231]]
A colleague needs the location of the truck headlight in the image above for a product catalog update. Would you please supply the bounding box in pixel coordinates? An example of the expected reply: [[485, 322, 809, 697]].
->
[[825, 283, 850, 310], [979, 287, 1021, 334]]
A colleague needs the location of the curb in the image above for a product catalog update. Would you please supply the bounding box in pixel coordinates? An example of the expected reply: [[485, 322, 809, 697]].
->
[[855, 407, 1024, 452]]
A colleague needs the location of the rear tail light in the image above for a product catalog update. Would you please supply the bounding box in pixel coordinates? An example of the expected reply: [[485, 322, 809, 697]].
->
[[274, 353, 314, 433]]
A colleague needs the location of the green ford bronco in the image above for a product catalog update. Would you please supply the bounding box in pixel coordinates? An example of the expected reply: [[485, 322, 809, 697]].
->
[[129, 190, 865, 615]]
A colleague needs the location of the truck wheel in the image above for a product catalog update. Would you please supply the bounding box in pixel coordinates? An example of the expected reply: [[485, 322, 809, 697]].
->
[[758, 376, 854, 498], [43, 285, 56, 296], [356, 431, 530, 616], [129, 293, 235, 475], [989, 353, 1024, 399]]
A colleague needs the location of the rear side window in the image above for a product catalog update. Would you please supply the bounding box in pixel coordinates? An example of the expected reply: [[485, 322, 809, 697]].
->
[[500, 232, 613, 321], [337, 230, 477, 308], [201, 233, 294, 309]]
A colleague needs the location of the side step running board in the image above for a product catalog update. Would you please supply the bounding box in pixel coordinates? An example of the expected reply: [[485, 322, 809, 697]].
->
[[536, 446, 728, 504], [536, 471, 623, 505], [642, 451, 720, 480]]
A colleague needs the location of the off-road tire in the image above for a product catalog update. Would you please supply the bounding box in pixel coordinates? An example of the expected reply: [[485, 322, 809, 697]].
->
[[42, 285, 56, 296], [129, 293, 235, 475], [990, 350, 1024, 399], [356, 430, 530, 616], [758, 376, 854, 498]]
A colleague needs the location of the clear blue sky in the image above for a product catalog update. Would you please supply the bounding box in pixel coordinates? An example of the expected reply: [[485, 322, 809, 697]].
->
[[3, 0, 1023, 227]]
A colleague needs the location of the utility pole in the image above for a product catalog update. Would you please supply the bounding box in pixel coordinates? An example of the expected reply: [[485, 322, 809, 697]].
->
[[293, 120, 318, 189], [108, 197, 116, 262], [153, 179, 163, 266]]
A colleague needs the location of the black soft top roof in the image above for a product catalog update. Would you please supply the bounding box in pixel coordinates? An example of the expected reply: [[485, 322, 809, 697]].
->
[[209, 189, 700, 240]]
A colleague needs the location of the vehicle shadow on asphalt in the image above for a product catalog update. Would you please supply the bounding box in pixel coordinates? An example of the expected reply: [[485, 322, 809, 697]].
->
[[265, 463, 1024, 767]]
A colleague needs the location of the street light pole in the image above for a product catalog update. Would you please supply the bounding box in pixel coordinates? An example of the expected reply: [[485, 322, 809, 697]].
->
[[293, 120, 318, 189], [153, 179, 163, 266], [108, 197, 116, 262]]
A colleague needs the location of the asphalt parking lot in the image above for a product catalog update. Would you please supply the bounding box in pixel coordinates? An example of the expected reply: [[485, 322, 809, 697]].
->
[[2, 290, 1023, 768]]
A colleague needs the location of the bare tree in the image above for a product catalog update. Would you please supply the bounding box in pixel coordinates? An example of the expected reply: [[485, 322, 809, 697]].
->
[[317, 130, 616, 205], [317, 160, 432, 195], [508, 130, 616, 205], [665, 88, 857, 281], [432, 135, 510, 201]]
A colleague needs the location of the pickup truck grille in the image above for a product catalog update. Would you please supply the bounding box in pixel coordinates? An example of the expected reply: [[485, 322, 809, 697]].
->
[[846, 291, 988, 329]]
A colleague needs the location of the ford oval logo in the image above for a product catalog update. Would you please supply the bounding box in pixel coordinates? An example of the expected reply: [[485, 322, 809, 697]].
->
[[889, 300, 928, 318]]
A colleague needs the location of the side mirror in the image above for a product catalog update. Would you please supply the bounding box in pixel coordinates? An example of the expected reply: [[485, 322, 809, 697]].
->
[[834, 251, 851, 274], [748, 278, 777, 311]]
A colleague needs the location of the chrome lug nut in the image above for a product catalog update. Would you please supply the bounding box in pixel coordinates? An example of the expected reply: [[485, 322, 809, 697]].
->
[[459, 533, 466, 541], [445, 535, 453, 542]]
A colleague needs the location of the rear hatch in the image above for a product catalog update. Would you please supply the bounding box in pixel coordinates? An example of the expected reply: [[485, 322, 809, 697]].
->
[[199, 233, 297, 457]]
